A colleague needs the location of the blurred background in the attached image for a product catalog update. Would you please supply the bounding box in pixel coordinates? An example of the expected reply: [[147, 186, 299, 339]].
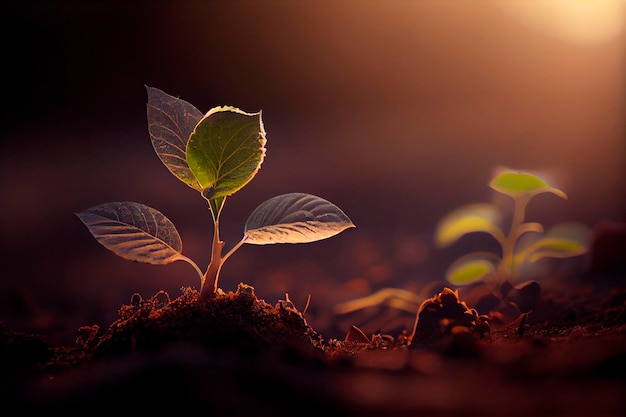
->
[[1, 0, 624, 345]]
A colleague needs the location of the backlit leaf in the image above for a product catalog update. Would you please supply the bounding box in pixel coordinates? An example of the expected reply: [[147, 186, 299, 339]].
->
[[489, 169, 566, 200], [515, 223, 589, 264], [446, 258, 495, 286], [186, 107, 267, 202], [525, 243, 586, 263], [435, 203, 504, 248], [76, 202, 183, 264], [146, 86, 203, 190], [244, 193, 355, 244]]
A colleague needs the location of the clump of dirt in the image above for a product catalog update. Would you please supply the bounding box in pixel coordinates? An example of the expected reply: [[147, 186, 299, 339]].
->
[[409, 287, 490, 341], [24, 283, 327, 375], [90, 283, 324, 358]]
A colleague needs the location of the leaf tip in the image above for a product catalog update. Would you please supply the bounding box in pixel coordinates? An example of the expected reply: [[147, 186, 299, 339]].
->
[[549, 187, 568, 200]]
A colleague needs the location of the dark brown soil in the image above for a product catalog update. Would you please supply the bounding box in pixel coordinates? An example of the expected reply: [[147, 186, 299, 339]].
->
[[1, 278, 625, 416]]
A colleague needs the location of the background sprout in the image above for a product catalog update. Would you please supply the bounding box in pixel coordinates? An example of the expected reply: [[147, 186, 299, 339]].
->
[[435, 168, 589, 287], [77, 87, 354, 301]]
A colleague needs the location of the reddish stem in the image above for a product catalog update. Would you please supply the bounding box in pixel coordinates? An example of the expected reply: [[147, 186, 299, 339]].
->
[[200, 219, 224, 301]]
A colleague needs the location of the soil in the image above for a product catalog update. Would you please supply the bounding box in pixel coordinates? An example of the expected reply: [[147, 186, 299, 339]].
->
[[1, 272, 625, 416]]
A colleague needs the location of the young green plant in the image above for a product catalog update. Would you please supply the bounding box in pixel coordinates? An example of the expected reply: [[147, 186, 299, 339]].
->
[[434, 168, 588, 286], [77, 86, 355, 301]]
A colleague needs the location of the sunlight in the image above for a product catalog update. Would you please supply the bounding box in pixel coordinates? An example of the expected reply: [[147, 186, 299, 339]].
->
[[495, 0, 624, 45]]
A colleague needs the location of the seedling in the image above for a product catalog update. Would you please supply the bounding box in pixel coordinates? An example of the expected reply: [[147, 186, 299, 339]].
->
[[334, 168, 588, 334], [77, 86, 355, 301], [435, 168, 588, 286]]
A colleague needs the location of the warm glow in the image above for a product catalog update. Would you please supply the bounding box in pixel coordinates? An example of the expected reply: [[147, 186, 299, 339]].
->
[[495, 0, 624, 44]]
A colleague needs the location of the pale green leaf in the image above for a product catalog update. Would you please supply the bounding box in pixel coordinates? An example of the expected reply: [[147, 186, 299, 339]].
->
[[76, 202, 183, 264], [435, 203, 504, 248], [523, 237, 588, 263], [244, 193, 355, 244], [526, 245, 587, 263], [515, 223, 589, 264], [146, 86, 203, 190], [489, 169, 566, 200], [446, 258, 495, 286], [186, 107, 267, 201]]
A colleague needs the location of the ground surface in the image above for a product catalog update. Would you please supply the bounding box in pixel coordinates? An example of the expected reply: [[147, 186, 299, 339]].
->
[[1, 278, 624, 416]]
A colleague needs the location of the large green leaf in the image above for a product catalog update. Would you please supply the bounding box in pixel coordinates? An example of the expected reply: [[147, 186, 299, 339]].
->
[[146, 86, 203, 190], [186, 107, 267, 202], [434, 203, 505, 248], [76, 202, 184, 264], [244, 193, 355, 244], [489, 169, 566, 200]]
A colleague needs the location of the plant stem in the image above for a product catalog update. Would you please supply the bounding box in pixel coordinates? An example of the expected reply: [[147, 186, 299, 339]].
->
[[201, 218, 225, 301], [222, 236, 247, 264], [175, 254, 205, 286], [502, 195, 529, 275]]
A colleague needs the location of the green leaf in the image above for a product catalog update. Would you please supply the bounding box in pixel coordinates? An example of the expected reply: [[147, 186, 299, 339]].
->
[[525, 242, 587, 263], [515, 223, 589, 264], [76, 202, 184, 264], [146, 86, 203, 190], [186, 107, 267, 202], [435, 203, 504, 248], [446, 258, 495, 286], [244, 193, 355, 244], [489, 169, 566, 200]]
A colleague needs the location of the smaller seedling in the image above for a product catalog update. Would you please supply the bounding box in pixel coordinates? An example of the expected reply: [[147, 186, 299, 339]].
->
[[334, 168, 588, 333], [77, 86, 354, 301], [434, 168, 588, 287]]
